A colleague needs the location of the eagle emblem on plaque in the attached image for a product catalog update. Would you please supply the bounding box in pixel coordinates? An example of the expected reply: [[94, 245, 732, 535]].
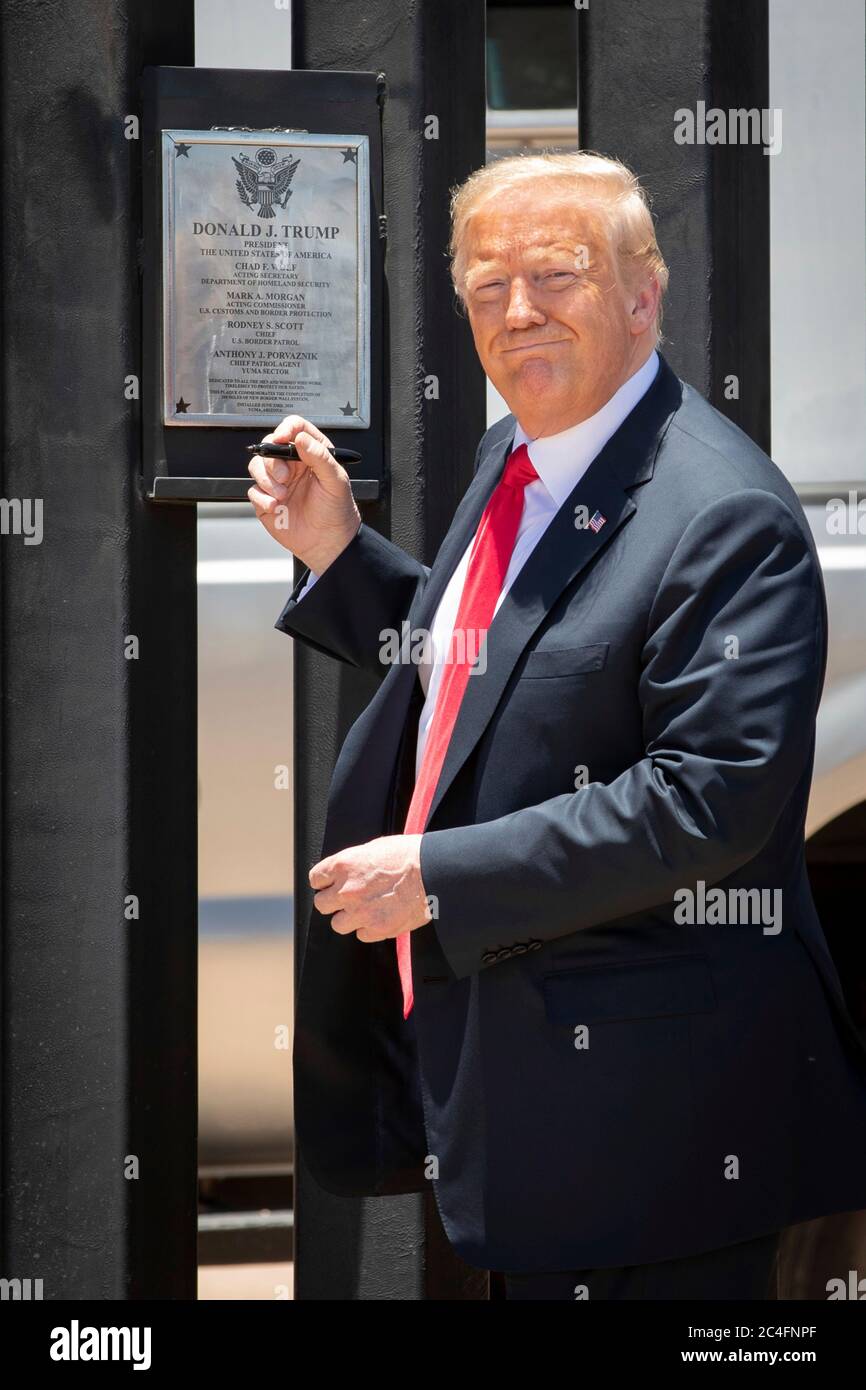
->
[[232, 147, 301, 219]]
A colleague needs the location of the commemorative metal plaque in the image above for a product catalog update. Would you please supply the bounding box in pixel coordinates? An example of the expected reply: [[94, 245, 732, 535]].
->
[[161, 129, 370, 428]]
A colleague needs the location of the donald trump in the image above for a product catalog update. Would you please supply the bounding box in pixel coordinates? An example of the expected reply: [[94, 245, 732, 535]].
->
[[249, 152, 866, 1300]]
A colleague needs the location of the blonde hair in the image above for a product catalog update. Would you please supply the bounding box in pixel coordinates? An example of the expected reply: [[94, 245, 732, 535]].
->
[[448, 151, 670, 344]]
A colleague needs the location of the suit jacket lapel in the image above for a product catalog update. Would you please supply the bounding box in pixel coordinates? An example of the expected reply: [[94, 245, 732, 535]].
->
[[421, 354, 683, 831]]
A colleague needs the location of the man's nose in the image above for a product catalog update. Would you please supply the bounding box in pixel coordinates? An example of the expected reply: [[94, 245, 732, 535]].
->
[[504, 279, 545, 328]]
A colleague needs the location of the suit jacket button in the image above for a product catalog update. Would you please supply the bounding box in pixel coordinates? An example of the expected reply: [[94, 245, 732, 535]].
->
[[496, 947, 513, 961], [481, 950, 498, 965], [511, 942, 528, 955], [527, 940, 542, 951]]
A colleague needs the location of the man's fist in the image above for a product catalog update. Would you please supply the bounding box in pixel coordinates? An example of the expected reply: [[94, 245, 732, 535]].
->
[[309, 834, 432, 943], [247, 412, 361, 573]]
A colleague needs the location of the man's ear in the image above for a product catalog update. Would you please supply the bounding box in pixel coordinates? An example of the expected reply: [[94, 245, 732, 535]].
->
[[630, 277, 660, 335]]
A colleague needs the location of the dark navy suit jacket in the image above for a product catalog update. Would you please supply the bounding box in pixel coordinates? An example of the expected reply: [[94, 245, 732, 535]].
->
[[275, 353, 866, 1272]]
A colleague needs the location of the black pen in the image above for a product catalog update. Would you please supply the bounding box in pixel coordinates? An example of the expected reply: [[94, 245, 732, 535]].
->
[[246, 442, 363, 464]]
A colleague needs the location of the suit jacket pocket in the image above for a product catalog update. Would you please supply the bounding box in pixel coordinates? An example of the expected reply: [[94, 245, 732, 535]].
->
[[521, 641, 609, 679], [542, 954, 717, 1025]]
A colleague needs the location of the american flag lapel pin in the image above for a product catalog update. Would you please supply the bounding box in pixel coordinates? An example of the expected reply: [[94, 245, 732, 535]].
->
[[588, 510, 607, 533]]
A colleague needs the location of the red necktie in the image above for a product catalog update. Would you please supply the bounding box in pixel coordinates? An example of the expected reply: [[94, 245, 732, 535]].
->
[[397, 443, 540, 1017]]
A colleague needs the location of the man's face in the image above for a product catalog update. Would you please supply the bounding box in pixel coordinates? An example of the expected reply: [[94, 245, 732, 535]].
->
[[461, 181, 656, 436]]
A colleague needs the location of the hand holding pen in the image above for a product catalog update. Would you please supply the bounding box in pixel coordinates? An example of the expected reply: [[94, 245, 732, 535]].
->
[[247, 441, 362, 465], [246, 414, 362, 571]]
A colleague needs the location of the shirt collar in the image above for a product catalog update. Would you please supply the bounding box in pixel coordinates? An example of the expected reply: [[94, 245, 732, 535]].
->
[[511, 350, 660, 508]]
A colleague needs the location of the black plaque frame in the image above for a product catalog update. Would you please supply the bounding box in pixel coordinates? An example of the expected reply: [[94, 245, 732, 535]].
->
[[141, 65, 386, 503]]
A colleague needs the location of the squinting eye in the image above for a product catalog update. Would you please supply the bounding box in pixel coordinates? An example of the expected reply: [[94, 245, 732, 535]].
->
[[470, 283, 506, 304], [543, 271, 576, 283]]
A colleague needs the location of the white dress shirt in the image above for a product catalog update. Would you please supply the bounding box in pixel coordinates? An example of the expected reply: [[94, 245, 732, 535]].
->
[[295, 350, 660, 783]]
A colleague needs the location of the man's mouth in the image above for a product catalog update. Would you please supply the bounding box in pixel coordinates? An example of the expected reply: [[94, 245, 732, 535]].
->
[[501, 339, 569, 353]]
